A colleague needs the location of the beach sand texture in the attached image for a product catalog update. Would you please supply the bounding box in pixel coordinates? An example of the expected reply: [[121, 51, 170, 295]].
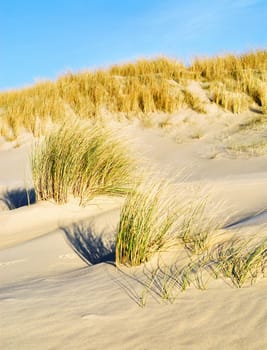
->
[[1, 111, 267, 349]]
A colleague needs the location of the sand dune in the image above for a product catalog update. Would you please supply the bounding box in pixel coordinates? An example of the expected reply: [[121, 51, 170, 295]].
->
[[1, 118, 267, 349]]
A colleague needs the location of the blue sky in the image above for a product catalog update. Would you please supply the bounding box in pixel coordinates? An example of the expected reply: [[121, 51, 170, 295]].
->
[[1, 0, 266, 90]]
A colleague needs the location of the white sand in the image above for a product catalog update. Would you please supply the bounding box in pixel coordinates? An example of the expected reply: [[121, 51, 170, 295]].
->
[[1, 113, 267, 349]]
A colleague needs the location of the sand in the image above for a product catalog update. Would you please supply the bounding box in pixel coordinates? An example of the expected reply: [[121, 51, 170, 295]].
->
[[0, 112, 267, 349]]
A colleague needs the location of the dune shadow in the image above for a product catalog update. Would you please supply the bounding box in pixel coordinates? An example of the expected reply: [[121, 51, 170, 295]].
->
[[61, 223, 115, 265], [0, 187, 36, 210], [225, 209, 267, 229]]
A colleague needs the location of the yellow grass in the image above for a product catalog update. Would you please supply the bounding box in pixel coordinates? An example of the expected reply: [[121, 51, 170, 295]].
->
[[211, 85, 250, 113], [0, 50, 266, 138], [191, 50, 267, 111]]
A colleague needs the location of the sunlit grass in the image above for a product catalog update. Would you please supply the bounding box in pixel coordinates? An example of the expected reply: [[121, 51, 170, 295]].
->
[[191, 50, 267, 112], [32, 122, 135, 205], [211, 236, 267, 288], [211, 85, 250, 113], [134, 233, 266, 306], [1, 50, 266, 139], [116, 178, 180, 266]]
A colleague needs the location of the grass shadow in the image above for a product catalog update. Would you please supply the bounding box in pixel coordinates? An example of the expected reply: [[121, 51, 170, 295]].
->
[[0, 187, 36, 210], [61, 223, 115, 265]]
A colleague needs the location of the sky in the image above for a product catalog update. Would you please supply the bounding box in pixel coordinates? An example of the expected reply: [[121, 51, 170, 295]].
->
[[0, 0, 266, 90]]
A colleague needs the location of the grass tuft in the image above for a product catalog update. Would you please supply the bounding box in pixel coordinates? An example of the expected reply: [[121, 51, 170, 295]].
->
[[32, 122, 135, 205], [211, 237, 267, 288], [211, 85, 250, 113], [116, 178, 179, 266]]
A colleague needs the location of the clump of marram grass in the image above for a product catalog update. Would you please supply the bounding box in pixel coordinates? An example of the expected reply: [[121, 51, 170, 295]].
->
[[191, 50, 267, 112], [211, 85, 250, 113], [183, 89, 206, 113], [211, 237, 267, 288], [32, 122, 135, 205], [116, 178, 180, 266]]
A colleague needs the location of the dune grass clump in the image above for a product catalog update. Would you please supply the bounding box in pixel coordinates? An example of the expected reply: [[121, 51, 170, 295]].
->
[[211, 237, 267, 288], [183, 88, 206, 113], [211, 85, 250, 113], [116, 179, 179, 266], [32, 122, 135, 205], [191, 50, 267, 112]]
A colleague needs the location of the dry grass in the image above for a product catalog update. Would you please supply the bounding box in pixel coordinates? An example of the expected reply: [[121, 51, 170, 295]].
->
[[183, 88, 206, 113], [191, 50, 267, 112], [211, 85, 250, 113], [108, 56, 187, 81], [32, 122, 135, 205], [1, 50, 266, 139]]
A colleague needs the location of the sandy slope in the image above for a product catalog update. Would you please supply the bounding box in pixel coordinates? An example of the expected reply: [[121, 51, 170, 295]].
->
[[0, 118, 267, 349]]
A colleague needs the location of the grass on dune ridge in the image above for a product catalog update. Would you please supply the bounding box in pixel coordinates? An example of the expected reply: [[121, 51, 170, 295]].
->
[[32, 122, 135, 205], [0, 50, 266, 140]]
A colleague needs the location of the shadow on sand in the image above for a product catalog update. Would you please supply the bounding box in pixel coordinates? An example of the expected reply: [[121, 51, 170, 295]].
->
[[225, 209, 267, 229], [0, 187, 36, 210], [61, 222, 115, 265]]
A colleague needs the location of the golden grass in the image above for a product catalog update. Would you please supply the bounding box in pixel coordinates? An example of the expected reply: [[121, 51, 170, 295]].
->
[[191, 50, 267, 112], [211, 85, 250, 113], [183, 88, 206, 113], [109, 56, 187, 81], [1, 50, 266, 139]]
